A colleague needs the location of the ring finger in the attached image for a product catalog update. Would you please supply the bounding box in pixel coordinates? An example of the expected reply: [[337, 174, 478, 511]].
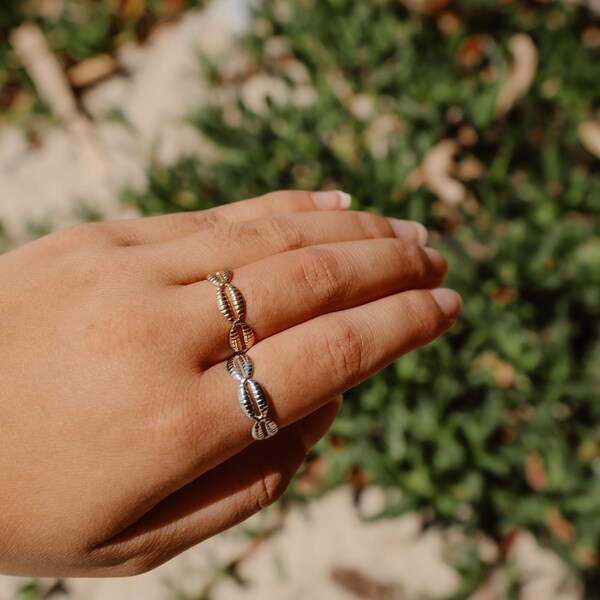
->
[[175, 237, 448, 365], [173, 287, 460, 474]]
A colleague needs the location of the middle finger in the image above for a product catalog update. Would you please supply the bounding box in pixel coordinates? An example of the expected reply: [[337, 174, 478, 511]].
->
[[139, 210, 428, 284], [173, 237, 447, 366]]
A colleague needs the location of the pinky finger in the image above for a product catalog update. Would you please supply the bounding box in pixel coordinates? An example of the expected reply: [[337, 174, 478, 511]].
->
[[89, 398, 342, 576], [246, 288, 462, 429]]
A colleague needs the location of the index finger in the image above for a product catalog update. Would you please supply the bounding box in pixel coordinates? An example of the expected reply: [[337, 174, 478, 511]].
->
[[108, 190, 354, 246]]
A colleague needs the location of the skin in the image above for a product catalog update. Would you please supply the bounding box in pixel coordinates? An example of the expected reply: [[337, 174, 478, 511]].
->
[[0, 190, 461, 577]]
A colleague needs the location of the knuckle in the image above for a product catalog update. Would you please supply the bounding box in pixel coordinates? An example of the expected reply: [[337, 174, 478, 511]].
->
[[254, 469, 289, 510], [396, 241, 429, 281], [216, 221, 236, 248], [83, 535, 165, 576], [324, 316, 372, 384], [120, 538, 169, 576], [104, 549, 164, 577], [296, 246, 350, 306], [193, 209, 224, 228], [159, 210, 223, 240], [264, 217, 304, 251], [405, 295, 441, 341], [354, 211, 391, 239], [245, 442, 306, 514], [408, 244, 430, 280], [257, 190, 285, 205], [234, 469, 295, 523], [259, 189, 308, 208], [59, 221, 117, 247], [401, 239, 423, 264]]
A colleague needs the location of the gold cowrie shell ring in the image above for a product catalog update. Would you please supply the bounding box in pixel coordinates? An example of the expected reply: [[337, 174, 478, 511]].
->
[[208, 270, 255, 353]]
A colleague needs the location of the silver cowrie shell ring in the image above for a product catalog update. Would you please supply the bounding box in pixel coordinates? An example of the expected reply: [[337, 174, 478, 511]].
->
[[227, 354, 278, 441], [208, 270, 278, 441]]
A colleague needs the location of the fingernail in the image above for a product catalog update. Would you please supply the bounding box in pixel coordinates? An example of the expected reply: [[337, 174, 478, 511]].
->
[[386, 218, 428, 245], [311, 190, 352, 210], [430, 288, 462, 319], [423, 247, 448, 276]]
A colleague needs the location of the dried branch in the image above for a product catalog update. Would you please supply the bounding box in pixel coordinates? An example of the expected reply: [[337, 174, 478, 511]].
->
[[9, 22, 109, 176]]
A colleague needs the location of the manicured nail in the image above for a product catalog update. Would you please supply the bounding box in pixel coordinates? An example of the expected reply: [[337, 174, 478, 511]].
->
[[386, 218, 428, 245], [413, 222, 429, 245], [311, 190, 352, 210], [430, 288, 462, 319]]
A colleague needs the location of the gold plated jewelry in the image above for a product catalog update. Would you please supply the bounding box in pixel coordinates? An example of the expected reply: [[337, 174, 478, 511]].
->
[[208, 270, 255, 353], [208, 270, 278, 441]]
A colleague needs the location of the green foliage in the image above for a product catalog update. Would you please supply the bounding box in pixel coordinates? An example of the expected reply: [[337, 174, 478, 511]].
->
[[131, 0, 600, 590], [0, 0, 205, 120], [14, 580, 41, 600]]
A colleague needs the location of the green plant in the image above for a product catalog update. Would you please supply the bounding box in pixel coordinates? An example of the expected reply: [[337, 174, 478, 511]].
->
[[132, 0, 599, 594], [0, 0, 205, 121]]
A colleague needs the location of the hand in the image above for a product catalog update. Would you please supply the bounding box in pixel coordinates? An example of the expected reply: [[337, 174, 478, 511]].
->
[[0, 190, 460, 576]]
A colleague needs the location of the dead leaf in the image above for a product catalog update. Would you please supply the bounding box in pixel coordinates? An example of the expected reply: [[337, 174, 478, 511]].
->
[[399, 0, 451, 16], [349, 467, 370, 491], [119, 0, 146, 19], [490, 287, 519, 304], [161, 0, 185, 15], [471, 351, 515, 388], [499, 528, 520, 558], [579, 121, 600, 159], [454, 155, 485, 180], [463, 238, 497, 261], [575, 546, 599, 568], [506, 404, 534, 425], [583, 25, 600, 50], [294, 456, 329, 495], [576, 440, 597, 463], [327, 66, 375, 120], [469, 569, 507, 600], [437, 11, 461, 36], [457, 124, 478, 146], [546, 508, 576, 543], [494, 34, 538, 118], [457, 35, 490, 70], [330, 567, 399, 600], [365, 114, 405, 157], [67, 54, 118, 88], [422, 139, 467, 205], [525, 453, 547, 492]]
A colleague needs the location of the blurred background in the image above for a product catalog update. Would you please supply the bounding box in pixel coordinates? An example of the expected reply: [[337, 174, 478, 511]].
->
[[1, 0, 599, 598]]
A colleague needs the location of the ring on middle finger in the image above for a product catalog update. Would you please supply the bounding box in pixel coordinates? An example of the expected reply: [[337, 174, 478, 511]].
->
[[208, 270, 255, 353]]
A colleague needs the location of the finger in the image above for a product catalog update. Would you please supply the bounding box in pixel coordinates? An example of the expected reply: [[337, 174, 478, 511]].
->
[[90, 398, 341, 575], [190, 288, 461, 464], [101, 289, 458, 564], [145, 210, 429, 284], [175, 238, 447, 365], [107, 190, 353, 246]]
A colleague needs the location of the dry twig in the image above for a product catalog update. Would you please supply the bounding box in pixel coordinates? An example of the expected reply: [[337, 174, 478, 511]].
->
[[494, 34, 538, 118], [9, 22, 109, 176]]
